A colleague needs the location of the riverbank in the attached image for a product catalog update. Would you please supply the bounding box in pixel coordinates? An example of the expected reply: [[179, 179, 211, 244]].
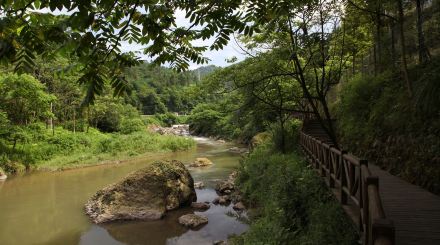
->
[[0, 124, 195, 174]]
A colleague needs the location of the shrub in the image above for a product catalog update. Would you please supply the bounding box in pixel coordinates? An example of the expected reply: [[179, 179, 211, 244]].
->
[[142, 115, 165, 126], [96, 109, 121, 132], [154, 112, 179, 126], [120, 118, 145, 134], [188, 103, 224, 136], [0, 154, 26, 174], [233, 143, 358, 245], [269, 119, 302, 153]]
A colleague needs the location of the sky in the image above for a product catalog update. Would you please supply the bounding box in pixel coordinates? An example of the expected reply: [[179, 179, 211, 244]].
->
[[119, 10, 247, 70]]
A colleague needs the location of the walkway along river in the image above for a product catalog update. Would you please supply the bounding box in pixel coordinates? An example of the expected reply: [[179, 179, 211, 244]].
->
[[0, 137, 248, 245]]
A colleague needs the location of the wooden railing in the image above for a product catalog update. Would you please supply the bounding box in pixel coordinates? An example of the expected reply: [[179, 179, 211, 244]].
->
[[299, 132, 395, 245]]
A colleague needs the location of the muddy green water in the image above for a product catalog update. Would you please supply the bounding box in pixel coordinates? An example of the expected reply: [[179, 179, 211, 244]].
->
[[0, 137, 248, 245]]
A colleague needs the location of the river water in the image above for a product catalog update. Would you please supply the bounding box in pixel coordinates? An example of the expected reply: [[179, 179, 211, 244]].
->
[[0, 137, 248, 245]]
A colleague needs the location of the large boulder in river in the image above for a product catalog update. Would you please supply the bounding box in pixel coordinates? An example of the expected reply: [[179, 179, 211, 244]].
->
[[85, 160, 197, 223]]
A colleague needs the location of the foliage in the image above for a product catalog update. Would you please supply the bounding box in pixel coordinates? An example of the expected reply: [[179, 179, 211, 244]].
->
[[153, 112, 180, 127], [88, 95, 141, 132], [0, 73, 56, 124], [269, 119, 302, 153], [188, 103, 224, 136], [0, 1, 258, 104], [124, 63, 215, 115], [232, 143, 358, 245], [334, 58, 440, 194], [119, 118, 145, 134], [0, 123, 195, 173], [141, 115, 166, 127]]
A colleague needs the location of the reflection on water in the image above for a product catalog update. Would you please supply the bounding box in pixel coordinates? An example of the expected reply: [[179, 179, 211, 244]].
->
[[0, 137, 248, 245]]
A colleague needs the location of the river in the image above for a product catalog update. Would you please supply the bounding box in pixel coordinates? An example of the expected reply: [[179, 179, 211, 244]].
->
[[0, 137, 248, 245]]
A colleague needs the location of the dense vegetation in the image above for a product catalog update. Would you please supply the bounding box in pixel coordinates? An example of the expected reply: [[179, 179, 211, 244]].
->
[[186, 1, 440, 194], [232, 142, 358, 245], [0, 62, 203, 174], [124, 64, 219, 115]]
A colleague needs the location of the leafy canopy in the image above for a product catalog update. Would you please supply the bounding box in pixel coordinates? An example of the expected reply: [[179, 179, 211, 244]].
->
[[0, 0, 259, 103]]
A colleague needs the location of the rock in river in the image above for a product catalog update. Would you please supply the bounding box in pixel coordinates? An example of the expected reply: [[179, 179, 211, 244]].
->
[[194, 181, 205, 189], [215, 180, 234, 194], [190, 157, 213, 167], [191, 202, 210, 210], [85, 160, 196, 223], [233, 202, 246, 211], [178, 214, 208, 228]]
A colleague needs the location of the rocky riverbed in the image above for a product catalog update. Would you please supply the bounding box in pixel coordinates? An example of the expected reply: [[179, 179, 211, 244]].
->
[[149, 124, 190, 136]]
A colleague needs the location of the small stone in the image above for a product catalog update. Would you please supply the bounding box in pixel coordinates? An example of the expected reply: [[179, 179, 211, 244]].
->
[[190, 157, 213, 167], [191, 202, 210, 210], [213, 240, 227, 245], [230, 192, 243, 204], [178, 214, 208, 228], [212, 197, 220, 204], [228, 147, 248, 154], [194, 181, 205, 189], [228, 171, 238, 181], [218, 195, 230, 205], [223, 189, 232, 194], [233, 202, 246, 211]]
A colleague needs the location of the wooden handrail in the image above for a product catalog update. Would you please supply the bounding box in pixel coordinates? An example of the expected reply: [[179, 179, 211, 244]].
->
[[299, 131, 395, 245]]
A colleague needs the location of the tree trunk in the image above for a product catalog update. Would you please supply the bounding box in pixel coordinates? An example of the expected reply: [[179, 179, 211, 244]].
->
[[352, 54, 356, 75], [49, 102, 53, 131], [390, 21, 397, 69], [73, 109, 76, 133], [87, 107, 90, 133], [416, 0, 431, 64], [397, 0, 413, 97], [375, 7, 383, 73], [279, 115, 286, 154]]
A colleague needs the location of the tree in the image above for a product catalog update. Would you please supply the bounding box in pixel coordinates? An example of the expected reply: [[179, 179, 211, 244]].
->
[[234, 0, 353, 146], [415, 0, 431, 64], [397, 0, 412, 97], [0, 73, 56, 125]]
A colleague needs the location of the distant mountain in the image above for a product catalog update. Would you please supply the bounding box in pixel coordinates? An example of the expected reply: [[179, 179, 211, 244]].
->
[[192, 65, 221, 80]]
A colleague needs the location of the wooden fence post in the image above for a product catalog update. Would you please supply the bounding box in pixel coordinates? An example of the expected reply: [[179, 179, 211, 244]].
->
[[320, 145, 326, 177], [328, 146, 335, 188], [340, 150, 348, 205], [372, 219, 395, 245], [359, 160, 368, 231], [366, 176, 379, 245]]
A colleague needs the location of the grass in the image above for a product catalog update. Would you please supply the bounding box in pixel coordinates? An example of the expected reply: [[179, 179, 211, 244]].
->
[[0, 123, 195, 173]]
